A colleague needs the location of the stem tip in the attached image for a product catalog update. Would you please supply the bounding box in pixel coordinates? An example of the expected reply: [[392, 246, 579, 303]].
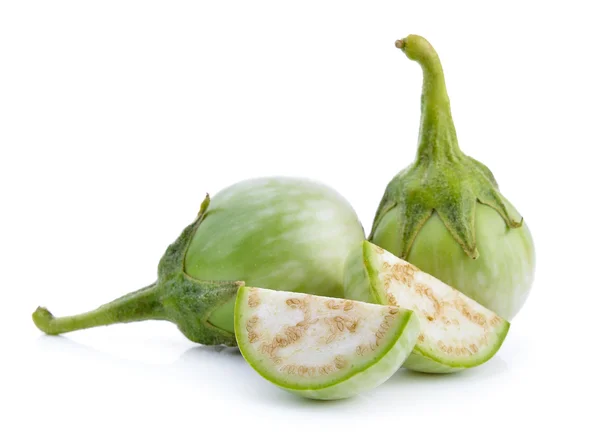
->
[[199, 193, 211, 217], [395, 39, 405, 49], [32, 307, 57, 334]]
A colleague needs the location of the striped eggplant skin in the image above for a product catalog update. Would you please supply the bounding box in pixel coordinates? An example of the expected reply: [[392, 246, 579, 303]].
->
[[32, 176, 365, 346], [185, 177, 366, 333]]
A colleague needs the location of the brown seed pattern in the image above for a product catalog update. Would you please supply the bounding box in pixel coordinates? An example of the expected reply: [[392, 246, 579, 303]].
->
[[286, 298, 303, 308], [321, 313, 360, 344], [346, 319, 358, 333], [356, 345, 368, 356], [334, 356, 347, 369], [283, 325, 304, 344], [374, 245, 385, 255], [386, 292, 398, 306], [414, 283, 443, 318], [417, 297, 495, 357], [251, 294, 403, 380], [452, 298, 487, 327], [381, 258, 500, 359], [259, 342, 276, 357], [246, 316, 260, 343], [247, 289, 260, 308], [254, 297, 315, 360], [478, 333, 490, 347], [384, 276, 392, 292], [280, 359, 342, 378], [356, 307, 399, 354], [435, 339, 484, 357], [391, 263, 417, 287], [489, 315, 502, 326], [326, 300, 342, 310], [377, 259, 501, 359]]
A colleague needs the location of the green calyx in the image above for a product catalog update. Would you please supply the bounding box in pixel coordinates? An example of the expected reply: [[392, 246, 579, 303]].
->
[[372, 35, 523, 259], [32, 195, 241, 346]]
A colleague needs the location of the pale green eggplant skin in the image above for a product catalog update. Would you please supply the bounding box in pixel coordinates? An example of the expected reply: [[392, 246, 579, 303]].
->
[[235, 286, 419, 400], [185, 177, 366, 333], [369, 35, 535, 321], [373, 200, 535, 322], [344, 241, 510, 373], [32, 177, 365, 346]]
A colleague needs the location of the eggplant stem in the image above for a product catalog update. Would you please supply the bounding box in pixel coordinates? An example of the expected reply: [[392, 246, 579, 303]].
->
[[32, 283, 164, 335], [398, 34, 462, 164]]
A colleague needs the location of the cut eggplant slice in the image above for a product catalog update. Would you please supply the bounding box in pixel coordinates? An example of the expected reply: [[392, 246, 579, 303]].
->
[[344, 241, 510, 373], [235, 286, 419, 400]]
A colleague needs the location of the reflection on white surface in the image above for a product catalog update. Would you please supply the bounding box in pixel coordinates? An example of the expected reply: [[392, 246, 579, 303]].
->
[[30, 330, 510, 409], [6, 307, 586, 443], [11, 283, 586, 442]]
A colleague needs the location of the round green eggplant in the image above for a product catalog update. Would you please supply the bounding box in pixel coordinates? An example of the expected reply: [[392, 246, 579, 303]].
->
[[369, 35, 535, 320], [32, 177, 365, 346]]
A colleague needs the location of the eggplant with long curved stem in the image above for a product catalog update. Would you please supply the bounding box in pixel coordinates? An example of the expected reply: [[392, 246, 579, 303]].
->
[[33, 177, 366, 345], [368, 35, 535, 320]]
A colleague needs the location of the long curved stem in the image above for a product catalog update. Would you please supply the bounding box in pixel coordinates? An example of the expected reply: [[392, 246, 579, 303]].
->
[[396, 35, 461, 164], [32, 283, 165, 335]]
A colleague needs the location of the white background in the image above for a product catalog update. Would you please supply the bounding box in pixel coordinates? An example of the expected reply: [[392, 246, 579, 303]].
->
[[1, 1, 598, 442]]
